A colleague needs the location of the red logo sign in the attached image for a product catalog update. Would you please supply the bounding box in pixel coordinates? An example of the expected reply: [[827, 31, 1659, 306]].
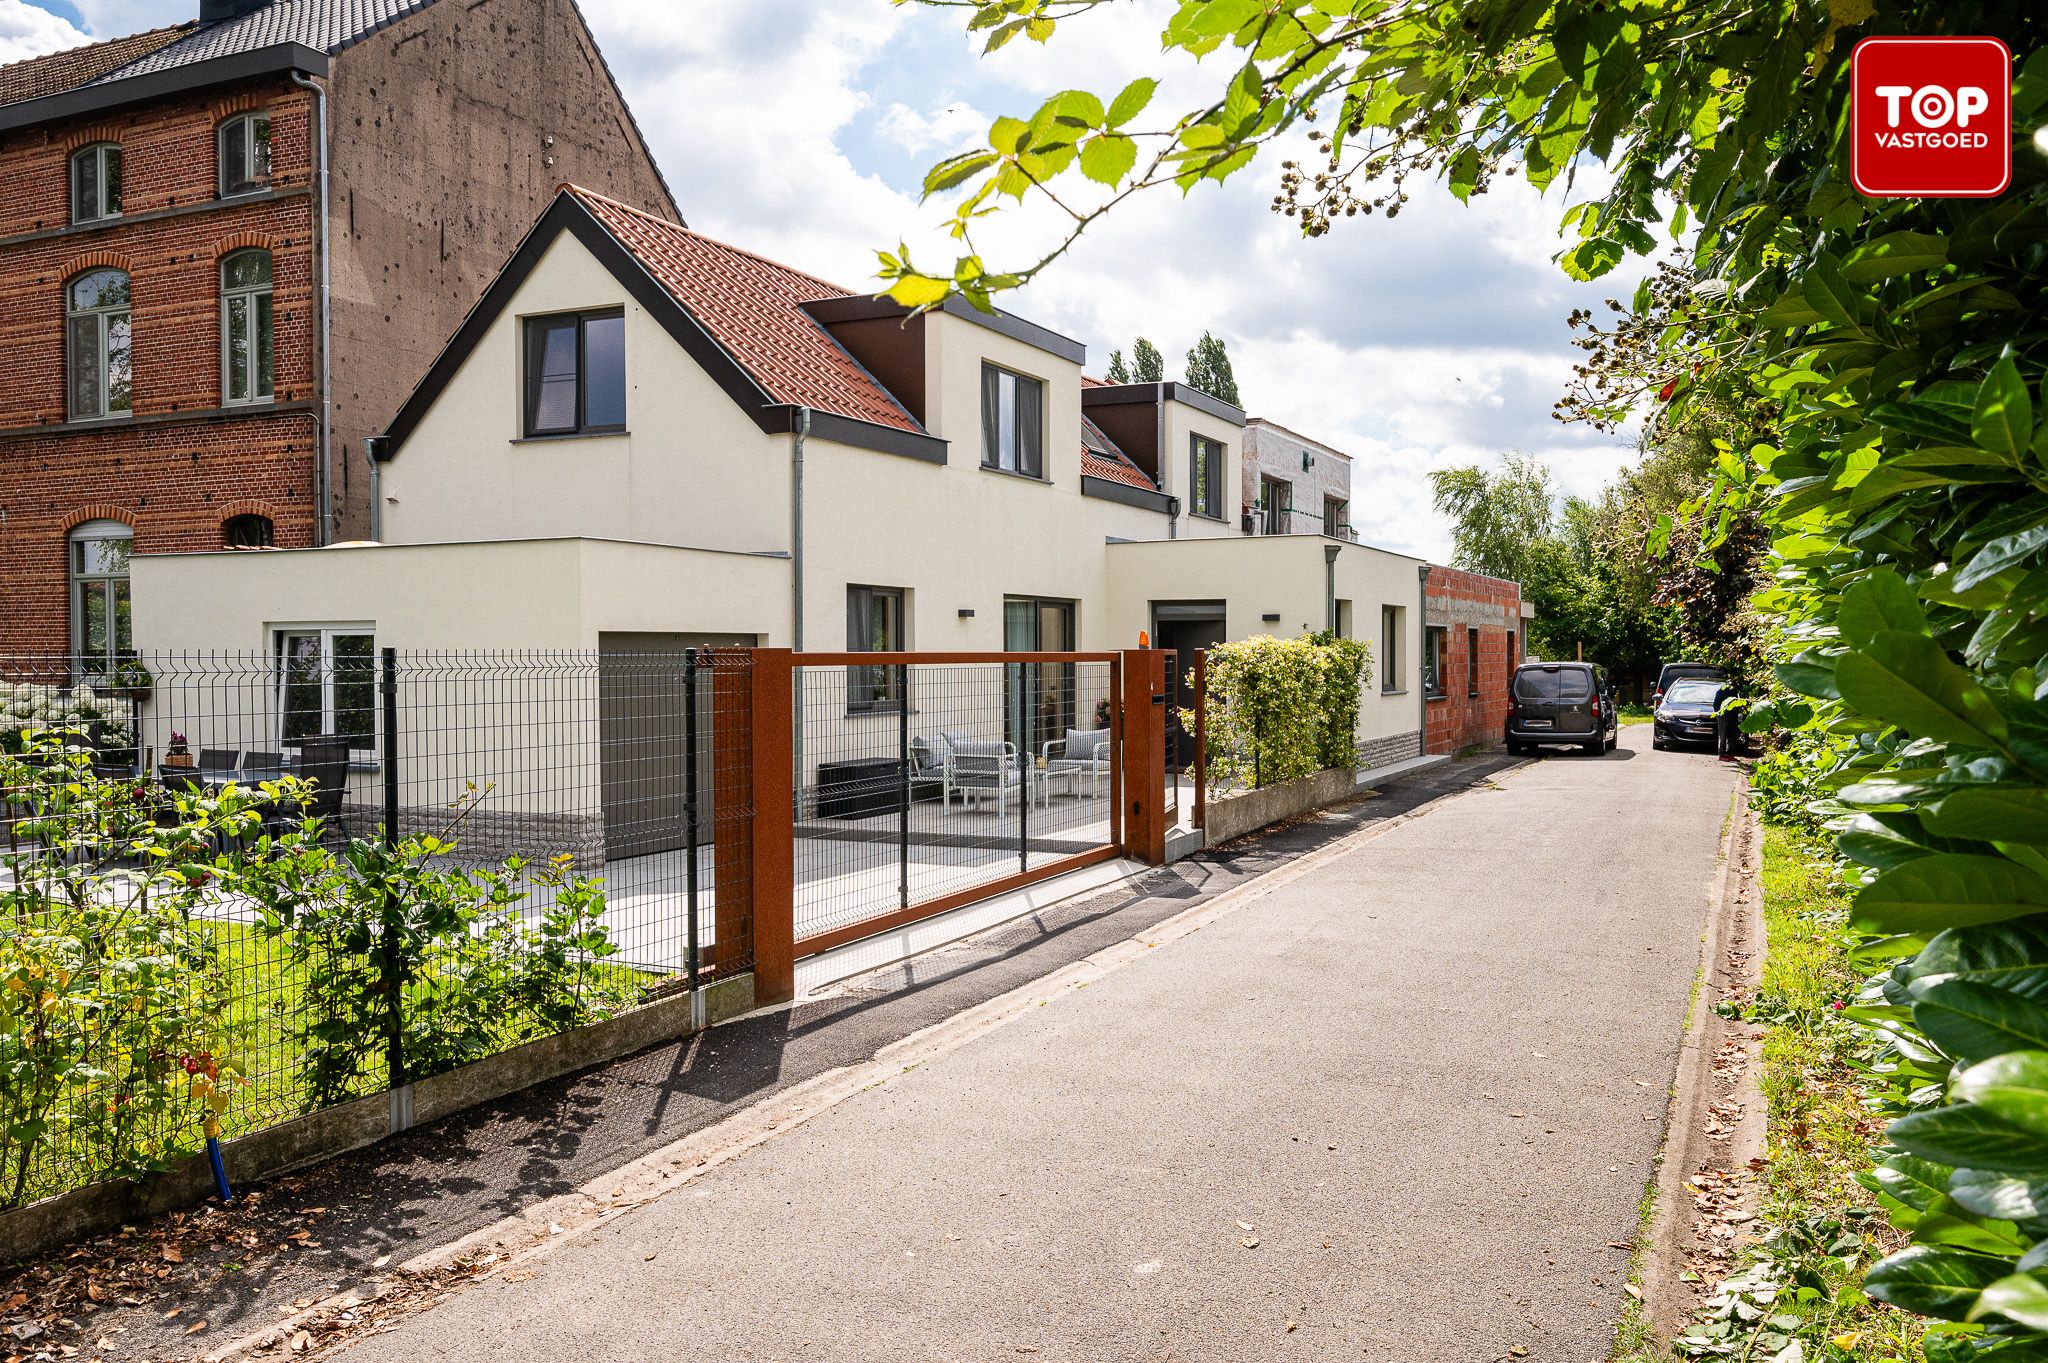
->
[[1851, 36, 2011, 198]]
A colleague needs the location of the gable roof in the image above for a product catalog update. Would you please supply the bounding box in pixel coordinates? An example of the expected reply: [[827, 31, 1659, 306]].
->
[[572, 189, 918, 434], [88, 0, 436, 85], [378, 186, 944, 463], [0, 24, 196, 105]]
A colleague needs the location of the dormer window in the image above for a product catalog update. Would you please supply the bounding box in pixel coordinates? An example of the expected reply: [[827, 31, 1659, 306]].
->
[[70, 143, 121, 223], [980, 364, 1043, 478], [218, 112, 271, 197]]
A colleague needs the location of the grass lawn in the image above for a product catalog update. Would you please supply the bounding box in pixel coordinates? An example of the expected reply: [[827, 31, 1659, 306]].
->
[[1622, 826, 1920, 1362], [1618, 702, 1656, 725]]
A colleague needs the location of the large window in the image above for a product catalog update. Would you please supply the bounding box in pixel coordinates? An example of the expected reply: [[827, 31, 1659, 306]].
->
[[1467, 628, 1481, 696], [70, 143, 121, 223], [1189, 435, 1223, 519], [980, 364, 1043, 477], [523, 310, 626, 437], [1260, 476, 1291, 535], [69, 520, 132, 675], [1381, 604, 1404, 693], [275, 627, 376, 760], [218, 112, 271, 197], [846, 585, 905, 711], [221, 250, 274, 406], [66, 268, 131, 421]]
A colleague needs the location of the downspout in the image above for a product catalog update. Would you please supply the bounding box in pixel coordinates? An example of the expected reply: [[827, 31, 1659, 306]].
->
[[364, 438, 382, 541], [291, 72, 332, 545], [791, 407, 808, 649], [1160, 385, 1175, 539], [1324, 543, 1340, 634], [1417, 564, 1430, 754]]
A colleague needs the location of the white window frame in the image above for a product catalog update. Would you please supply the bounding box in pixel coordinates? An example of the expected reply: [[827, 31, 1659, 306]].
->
[[68, 519, 133, 676], [70, 142, 121, 224], [66, 268, 131, 422], [220, 249, 274, 406], [272, 624, 378, 766], [217, 112, 272, 198]]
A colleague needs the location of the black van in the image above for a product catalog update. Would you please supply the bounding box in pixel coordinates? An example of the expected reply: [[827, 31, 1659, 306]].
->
[[1505, 661, 1617, 755]]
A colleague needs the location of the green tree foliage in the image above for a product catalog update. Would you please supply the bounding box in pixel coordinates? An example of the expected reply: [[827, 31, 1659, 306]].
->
[[1428, 455, 1555, 583], [1105, 348, 1129, 383], [1131, 336, 1164, 383], [1183, 330, 1242, 406]]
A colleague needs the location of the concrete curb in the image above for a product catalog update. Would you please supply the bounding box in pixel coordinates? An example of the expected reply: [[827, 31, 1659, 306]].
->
[[1636, 782, 1754, 1342], [211, 758, 1527, 1362]]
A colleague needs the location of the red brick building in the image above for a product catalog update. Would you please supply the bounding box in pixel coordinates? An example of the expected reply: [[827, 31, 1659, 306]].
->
[[0, 0, 674, 664], [1422, 565, 1526, 755]]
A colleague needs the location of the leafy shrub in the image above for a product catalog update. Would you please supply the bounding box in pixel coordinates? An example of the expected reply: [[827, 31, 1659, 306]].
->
[[0, 732, 251, 1208], [226, 802, 638, 1107], [0, 681, 133, 753], [1198, 633, 1373, 789]]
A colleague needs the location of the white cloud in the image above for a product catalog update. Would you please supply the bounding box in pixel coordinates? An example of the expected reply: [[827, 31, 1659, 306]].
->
[[0, 0, 88, 63], [874, 100, 987, 157], [9, 0, 1651, 564]]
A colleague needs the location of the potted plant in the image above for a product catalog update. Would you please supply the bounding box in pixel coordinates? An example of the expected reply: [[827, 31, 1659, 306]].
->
[[163, 731, 193, 768], [111, 657, 153, 704]]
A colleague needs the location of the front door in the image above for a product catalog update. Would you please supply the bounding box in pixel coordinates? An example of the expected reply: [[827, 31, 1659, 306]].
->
[[1152, 604, 1226, 774]]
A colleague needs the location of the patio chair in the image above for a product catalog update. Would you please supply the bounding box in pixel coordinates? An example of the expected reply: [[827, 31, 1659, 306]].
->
[[941, 739, 1020, 817], [240, 751, 288, 783], [1039, 727, 1112, 798], [197, 749, 242, 784], [275, 738, 353, 843], [908, 735, 951, 801]]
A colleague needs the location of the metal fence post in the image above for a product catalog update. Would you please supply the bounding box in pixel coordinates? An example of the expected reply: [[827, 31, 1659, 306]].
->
[[379, 646, 405, 1092], [1193, 649, 1207, 832], [1018, 663, 1030, 876], [897, 662, 910, 910], [683, 648, 702, 1028], [750, 649, 797, 1005]]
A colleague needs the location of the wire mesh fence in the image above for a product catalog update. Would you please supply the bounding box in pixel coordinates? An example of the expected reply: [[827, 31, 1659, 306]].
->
[[791, 655, 1120, 951], [0, 648, 750, 1210]]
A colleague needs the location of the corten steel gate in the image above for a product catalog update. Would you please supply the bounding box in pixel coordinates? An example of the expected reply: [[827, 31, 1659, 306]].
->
[[708, 648, 1172, 1004]]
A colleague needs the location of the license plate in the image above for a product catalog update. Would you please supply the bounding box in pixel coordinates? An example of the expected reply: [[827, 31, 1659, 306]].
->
[[1525, 719, 1552, 729]]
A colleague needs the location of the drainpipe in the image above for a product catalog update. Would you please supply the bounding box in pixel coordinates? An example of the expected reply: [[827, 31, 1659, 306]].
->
[[364, 438, 383, 541], [791, 407, 809, 649], [1324, 543, 1340, 635], [291, 72, 332, 545], [1159, 384, 1174, 539], [1417, 564, 1430, 753]]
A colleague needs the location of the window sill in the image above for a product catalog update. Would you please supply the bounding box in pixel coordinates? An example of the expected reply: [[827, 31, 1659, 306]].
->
[[1381, 688, 1409, 697], [1424, 691, 1449, 702], [64, 413, 133, 428], [979, 464, 1048, 484], [1188, 511, 1227, 522], [512, 430, 630, 445]]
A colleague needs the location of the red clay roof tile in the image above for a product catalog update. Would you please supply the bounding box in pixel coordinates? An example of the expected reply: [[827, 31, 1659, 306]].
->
[[569, 186, 920, 434], [0, 23, 196, 106]]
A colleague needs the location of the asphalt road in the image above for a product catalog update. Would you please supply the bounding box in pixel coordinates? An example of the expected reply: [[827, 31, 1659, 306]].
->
[[338, 734, 1740, 1363]]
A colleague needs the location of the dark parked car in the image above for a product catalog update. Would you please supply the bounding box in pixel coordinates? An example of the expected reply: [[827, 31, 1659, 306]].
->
[[1505, 661, 1618, 755], [1652, 677, 1726, 750], [1654, 661, 1725, 708]]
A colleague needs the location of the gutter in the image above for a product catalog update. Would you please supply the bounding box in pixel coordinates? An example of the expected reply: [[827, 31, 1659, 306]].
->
[[791, 407, 809, 649], [1417, 564, 1430, 751], [0, 42, 330, 133], [291, 72, 333, 544]]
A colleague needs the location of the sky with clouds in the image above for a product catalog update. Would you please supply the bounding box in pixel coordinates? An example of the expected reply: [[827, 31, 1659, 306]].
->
[[0, 0, 1655, 561]]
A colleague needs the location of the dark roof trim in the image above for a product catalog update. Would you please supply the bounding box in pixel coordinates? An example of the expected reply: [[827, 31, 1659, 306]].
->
[[0, 42, 328, 132], [1082, 475, 1175, 515], [1082, 381, 1246, 427], [773, 408, 947, 464], [378, 193, 946, 465], [801, 294, 1086, 366]]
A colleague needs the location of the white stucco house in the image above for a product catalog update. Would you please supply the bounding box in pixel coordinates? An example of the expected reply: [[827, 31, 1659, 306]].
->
[[129, 186, 1431, 770]]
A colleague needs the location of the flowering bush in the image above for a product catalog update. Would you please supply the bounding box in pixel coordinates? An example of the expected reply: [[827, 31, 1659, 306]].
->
[[0, 680, 134, 753], [1195, 633, 1373, 791]]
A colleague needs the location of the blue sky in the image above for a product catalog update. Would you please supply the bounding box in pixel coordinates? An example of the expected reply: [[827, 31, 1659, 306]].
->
[[0, 0, 1652, 560]]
